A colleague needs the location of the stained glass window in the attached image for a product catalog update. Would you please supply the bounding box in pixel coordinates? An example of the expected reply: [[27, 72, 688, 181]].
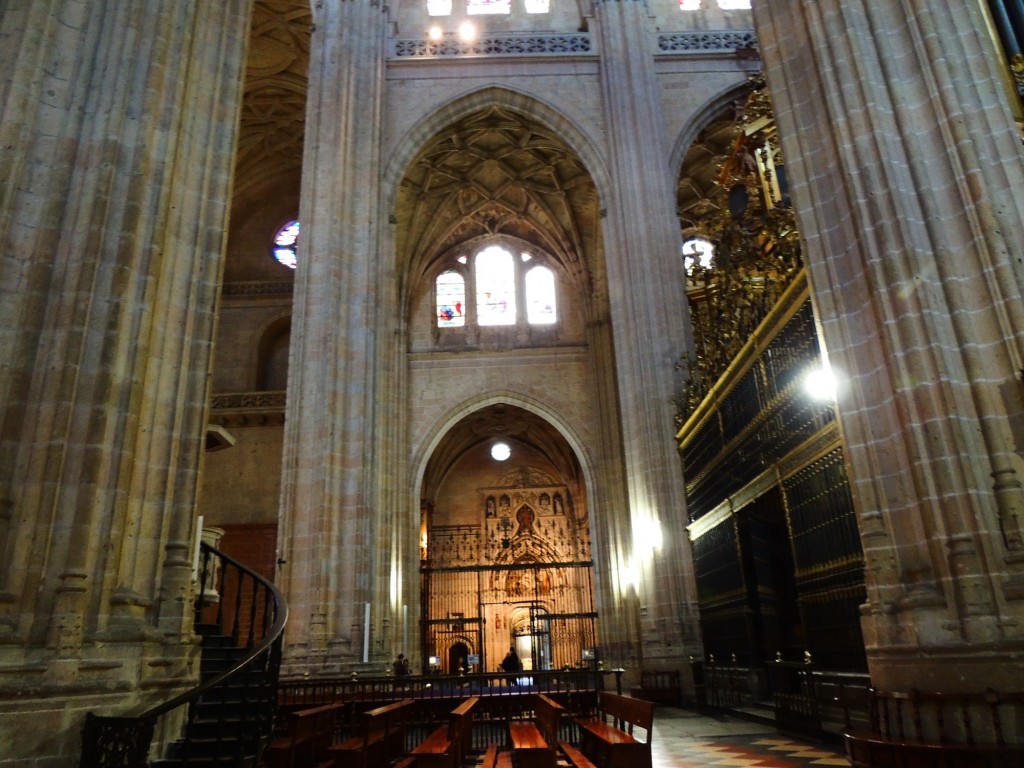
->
[[273, 220, 299, 269], [436, 271, 466, 327], [435, 244, 558, 329], [468, 0, 511, 14], [525, 265, 556, 324], [476, 246, 516, 326]]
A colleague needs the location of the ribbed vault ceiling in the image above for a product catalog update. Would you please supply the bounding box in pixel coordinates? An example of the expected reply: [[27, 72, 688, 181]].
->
[[234, 1, 311, 194], [676, 110, 743, 232], [395, 106, 600, 286]]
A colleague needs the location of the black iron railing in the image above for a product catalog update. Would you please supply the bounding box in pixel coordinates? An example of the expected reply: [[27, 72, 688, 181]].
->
[[276, 666, 617, 709], [80, 543, 287, 767], [692, 658, 871, 740]]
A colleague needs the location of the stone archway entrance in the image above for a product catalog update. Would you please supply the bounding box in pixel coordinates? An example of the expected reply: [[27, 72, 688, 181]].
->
[[419, 404, 598, 673], [447, 641, 470, 674]]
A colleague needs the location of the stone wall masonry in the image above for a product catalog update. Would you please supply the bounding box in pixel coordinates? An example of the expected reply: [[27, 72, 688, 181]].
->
[[212, 300, 294, 393], [408, 348, 596, 461], [752, 0, 1024, 691], [0, 1, 253, 763]]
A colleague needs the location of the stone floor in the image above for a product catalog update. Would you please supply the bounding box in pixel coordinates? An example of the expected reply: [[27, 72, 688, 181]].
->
[[649, 708, 851, 767]]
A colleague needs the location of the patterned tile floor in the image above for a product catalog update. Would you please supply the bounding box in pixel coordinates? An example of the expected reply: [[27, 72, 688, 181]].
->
[[650, 708, 850, 767]]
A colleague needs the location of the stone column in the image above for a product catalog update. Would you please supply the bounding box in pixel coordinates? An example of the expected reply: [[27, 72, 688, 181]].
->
[[0, 0, 250, 761], [277, 0, 387, 673], [753, 0, 1024, 690], [593, 0, 701, 674], [374, 217, 415, 664]]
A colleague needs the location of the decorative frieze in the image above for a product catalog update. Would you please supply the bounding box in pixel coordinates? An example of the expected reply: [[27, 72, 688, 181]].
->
[[209, 392, 287, 428], [210, 391, 287, 411], [657, 30, 757, 54], [391, 32, 591, 58], [221, 280, 294, 297], [389, 30, 757, 60]]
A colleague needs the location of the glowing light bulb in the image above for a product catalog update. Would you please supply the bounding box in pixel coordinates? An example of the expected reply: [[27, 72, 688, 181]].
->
[[804, 364, 838, 401]]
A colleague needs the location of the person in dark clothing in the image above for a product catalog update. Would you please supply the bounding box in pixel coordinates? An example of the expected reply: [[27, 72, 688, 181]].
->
[[501, 646, 521, 671], [392, 653, 410, 676], [501, 646, 522, 684]]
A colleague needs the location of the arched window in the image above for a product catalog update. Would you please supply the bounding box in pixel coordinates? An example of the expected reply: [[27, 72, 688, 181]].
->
[[476, 245, 516, 326], [273, 220, 299, 269], [436, 270, 466, 327], [257, 320, 291, 390], [525, 265, 556, 324], [435, 242, 559, 329]]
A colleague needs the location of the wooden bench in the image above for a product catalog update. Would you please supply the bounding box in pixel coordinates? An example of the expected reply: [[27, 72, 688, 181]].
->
[[574, 692, 653, 768], [844, 687, 1024, 767], [630, 670, 681, 706], [507, 694, 564, 768], [479, 743, 513, 768], [328, 697, 414, 768], [845, 731, 1024, 768], [406, 696, 480, 768], [559, 741, 598, 768], [265, 701, 346, 768]]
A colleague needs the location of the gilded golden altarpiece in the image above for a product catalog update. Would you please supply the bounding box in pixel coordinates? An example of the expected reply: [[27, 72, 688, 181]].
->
[[421, 467, 597, 674]]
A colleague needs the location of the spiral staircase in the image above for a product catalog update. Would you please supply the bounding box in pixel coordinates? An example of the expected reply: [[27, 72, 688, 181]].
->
[[80, 544, 287, 768]]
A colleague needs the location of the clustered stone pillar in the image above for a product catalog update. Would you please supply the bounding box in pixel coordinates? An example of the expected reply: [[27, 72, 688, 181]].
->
[[276, 0, 389, 674], [0, 0, 251, 763], [593, 0, 702, 676], [753, 0, 1024, 691]]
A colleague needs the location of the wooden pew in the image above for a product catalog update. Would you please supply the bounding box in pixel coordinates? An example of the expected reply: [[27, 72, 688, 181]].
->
[[479, 743, 513, 768], [844, 687, 1024, 767], [507, 694, 564, 768], [559, 741, 598, 768], [328, 697, 414, 768], [845, 731, 1024, 768], [574, 692, 653, 768], [265, 701, 346, 768], [406, 696, 480, 768]]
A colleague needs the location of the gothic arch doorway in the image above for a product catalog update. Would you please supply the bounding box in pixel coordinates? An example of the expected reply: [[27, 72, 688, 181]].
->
[[419, 403, 598, 674], [448, 641, 470, 674]]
